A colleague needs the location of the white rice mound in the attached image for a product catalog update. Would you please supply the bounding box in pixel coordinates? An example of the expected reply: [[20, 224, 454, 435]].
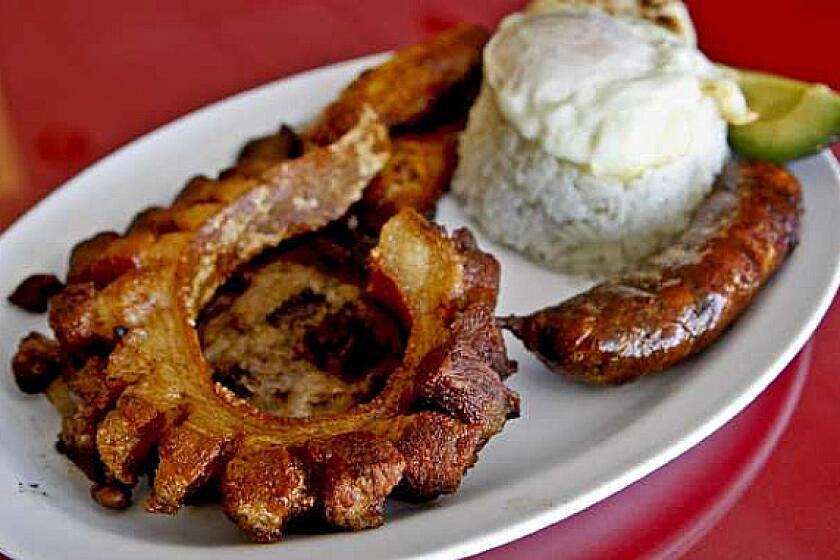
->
[[452, 88, 730, 275]]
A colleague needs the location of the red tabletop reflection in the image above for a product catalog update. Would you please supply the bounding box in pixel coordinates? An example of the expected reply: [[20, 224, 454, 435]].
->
[[0, 1, 838, 557]]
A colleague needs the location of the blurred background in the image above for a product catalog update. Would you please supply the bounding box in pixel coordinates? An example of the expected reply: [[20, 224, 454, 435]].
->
[[0, 1, 838, 558], [0, 0, 837, 228]]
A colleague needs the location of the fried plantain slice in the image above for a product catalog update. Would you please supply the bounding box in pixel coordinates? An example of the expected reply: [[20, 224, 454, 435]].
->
[[303, 25, 484, 232], [355, 130, 459, 232], [305, 23, 489, 146]]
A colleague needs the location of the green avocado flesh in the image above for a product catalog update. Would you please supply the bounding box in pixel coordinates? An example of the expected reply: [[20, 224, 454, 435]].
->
[[729, 70, 840, 163]]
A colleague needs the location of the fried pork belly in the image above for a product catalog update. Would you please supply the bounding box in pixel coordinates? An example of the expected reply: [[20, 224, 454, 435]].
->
[[199, 240, 404, 419], [9, 25, 518, 543]]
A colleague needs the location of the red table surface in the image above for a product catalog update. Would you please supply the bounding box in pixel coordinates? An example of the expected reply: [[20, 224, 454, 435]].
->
[[0, 1, 838, 558]]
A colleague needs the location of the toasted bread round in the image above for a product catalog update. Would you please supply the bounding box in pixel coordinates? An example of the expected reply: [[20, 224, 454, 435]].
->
[[527, 0, 697, 45]]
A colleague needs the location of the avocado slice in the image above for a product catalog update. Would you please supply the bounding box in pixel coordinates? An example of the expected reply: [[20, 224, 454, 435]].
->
[[729, 69, 840, 163]]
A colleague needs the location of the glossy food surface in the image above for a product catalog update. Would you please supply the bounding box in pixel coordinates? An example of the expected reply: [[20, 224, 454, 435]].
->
[[507, 160, 802, 384], [0, 1, 839, 558]]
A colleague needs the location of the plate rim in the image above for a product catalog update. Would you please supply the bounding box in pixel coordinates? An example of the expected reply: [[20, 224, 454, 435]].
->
[[443, 149, 840, 553], [0, 52, 839, 560]]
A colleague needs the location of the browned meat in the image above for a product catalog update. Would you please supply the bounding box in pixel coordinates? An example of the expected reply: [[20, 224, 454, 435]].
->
[[9, 26, 516, 543], [199, 242, 405, 419], [505, 160, 803, 385], [10, 133, 516, 543], [7, 274, 65, 313], [235, 124, 303, 178], [220, 445, 313, 543], [62, 127, 305, 290], [415, 302, 520, 438], [298, 431, 405, 531], [390, 412, 482, 501], [90, 483, 132, 510], [355, 130, 459, 232], [11, 332, 66, 393], [305, 23, 488, 146], [307, 23, 483, 233], [66, 232, 122, 286]]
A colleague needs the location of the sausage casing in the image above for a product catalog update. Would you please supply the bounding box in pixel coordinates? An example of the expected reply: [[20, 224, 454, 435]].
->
[[505, 160, 803, 385]]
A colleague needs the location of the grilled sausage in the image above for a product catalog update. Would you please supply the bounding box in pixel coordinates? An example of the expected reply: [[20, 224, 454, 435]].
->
[[504, 159, 803, 385]]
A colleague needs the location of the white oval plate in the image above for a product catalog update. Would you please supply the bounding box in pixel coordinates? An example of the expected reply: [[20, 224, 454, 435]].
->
[[1, 54, 839, 560]]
